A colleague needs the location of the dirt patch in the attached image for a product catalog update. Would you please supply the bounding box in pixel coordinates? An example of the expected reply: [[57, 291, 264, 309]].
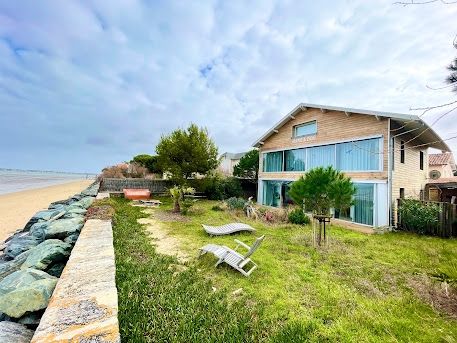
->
[[408, 274, 457, 318], [85, 205, 115, 220], [137, 217, 189, 262], [148, 209, 190, 222]]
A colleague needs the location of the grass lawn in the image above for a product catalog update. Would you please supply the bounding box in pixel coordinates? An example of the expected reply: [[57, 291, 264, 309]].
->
[[108, 197, 457, 342]]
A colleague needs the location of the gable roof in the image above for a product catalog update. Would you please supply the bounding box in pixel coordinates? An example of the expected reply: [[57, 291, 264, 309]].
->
[[252, 103, 450, 151]]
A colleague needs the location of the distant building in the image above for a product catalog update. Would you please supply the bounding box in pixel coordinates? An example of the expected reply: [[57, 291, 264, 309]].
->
[[218, 152, 247, 176], [428, 152, 456, 179], [425, 152, 457, 203]]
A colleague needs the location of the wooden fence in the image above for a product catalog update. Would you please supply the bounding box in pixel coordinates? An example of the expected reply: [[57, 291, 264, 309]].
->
[[397, 199, 457, 238]]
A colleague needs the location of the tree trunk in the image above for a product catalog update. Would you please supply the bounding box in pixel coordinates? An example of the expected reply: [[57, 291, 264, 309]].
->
[[173, 198, 180, 213]]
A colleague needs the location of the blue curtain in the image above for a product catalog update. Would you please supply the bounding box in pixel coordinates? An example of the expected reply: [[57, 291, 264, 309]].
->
[[285, 149, 306, 171], [336, 138, 380, 171], [353, 183, 374, 225], [307, 145, 335, 169], [263, 152, 283, 172]]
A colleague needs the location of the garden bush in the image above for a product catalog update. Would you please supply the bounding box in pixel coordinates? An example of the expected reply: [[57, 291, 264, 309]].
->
[[226, 197, 246, 210], [288, 208, 311, 225], [398, 198, 440, 234], [190, 176, 243, 200]]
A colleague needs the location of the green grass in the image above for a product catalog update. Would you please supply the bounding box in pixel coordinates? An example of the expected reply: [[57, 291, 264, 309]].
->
[[110, 197, 457, 342]]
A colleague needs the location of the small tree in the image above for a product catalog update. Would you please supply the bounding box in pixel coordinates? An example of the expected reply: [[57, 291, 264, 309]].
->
[[233, 149, 259, 181], [288, 166, 356, 245], [156, 124, 218, 184], [131, 154, 161, 174], [169, 186, 195, 213]]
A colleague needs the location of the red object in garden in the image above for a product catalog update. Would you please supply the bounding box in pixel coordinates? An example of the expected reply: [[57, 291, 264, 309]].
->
[[123, 188, 151, 200]]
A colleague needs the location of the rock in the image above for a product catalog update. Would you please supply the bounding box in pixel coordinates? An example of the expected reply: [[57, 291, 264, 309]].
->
[[67, 207, 87, 215], [32, 210, 61, 221], [62, 212, 85, 220], [0, 250, 32, 279], [29, 222, 48, 239], [46, 263, 66, 277], [0, 269, 57, 318], [64, 233, 80, 245], [72, 196, 94, 209], [21, 239, 71, 270], [0, 321, 34, 343], [4, 234, 44, 260], [44, 218, 84, 239], [18, 310, 44, 326], [0, 312, 12, 321]]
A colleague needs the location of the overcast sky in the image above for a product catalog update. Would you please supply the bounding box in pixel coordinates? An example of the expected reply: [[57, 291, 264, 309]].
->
[[1, 1, 456, 173]]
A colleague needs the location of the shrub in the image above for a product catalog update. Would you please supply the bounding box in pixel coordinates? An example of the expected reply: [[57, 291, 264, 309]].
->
[[398, 198, 440, 234], [226, 197, 246, 210], [181, 199, 196, 215], [211, 205, 224, 211], [191, 176, 243, 200], [288, 208, 311, 225]]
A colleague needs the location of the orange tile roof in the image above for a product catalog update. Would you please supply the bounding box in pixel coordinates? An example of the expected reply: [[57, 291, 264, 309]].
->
[[429, 152, 455, 166]]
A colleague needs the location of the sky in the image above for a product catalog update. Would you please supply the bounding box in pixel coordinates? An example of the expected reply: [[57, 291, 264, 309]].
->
[[0, 0, 456, 173]]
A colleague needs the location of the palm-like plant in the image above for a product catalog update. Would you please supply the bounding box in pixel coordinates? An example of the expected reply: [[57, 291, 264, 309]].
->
[[170, 186, 195, 213]]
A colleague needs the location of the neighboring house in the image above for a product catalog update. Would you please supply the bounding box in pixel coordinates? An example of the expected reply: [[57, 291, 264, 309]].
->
[[425, 152, 457, 203], [253, 103, 450, 229], [428, 152, 456, 179], [218, 152, 247, 176]]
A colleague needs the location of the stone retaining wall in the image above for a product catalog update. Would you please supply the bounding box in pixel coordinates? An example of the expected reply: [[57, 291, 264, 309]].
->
[[100, 178, 170, 193], [31, 219, 120, 342]]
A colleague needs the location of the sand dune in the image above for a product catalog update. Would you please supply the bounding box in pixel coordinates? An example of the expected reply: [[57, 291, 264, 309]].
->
[[0, 180, 93, 242]]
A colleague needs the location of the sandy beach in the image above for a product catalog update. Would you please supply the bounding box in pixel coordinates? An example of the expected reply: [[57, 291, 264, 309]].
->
[[0, 180, 93, 242]]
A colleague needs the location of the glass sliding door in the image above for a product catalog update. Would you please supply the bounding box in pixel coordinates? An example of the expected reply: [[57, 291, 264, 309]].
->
[[262, 181, 282, 207], [263, 152, 283, 172], [353, 183, 374, 225]]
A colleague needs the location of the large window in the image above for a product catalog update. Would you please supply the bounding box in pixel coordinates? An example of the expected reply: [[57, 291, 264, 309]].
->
[[293, 121, 317, 137], [307, 145, 335, 169], [263, 137, 382, 173], [336, 138, 380, 171], [285, 149, 306, 171], [263, 151, 283, 172]]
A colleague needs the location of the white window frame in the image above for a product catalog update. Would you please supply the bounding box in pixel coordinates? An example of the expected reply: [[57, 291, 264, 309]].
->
[[293, 120, 317, 138]]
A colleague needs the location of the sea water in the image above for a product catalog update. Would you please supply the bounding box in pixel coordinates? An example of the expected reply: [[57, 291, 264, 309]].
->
[[0, 168, 96, 195]]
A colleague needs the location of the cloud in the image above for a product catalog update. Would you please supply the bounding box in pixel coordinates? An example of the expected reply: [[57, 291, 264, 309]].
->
[[0, 0, 456, 172]]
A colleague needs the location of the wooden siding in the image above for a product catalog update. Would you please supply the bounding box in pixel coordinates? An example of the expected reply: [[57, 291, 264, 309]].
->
[[258, 108, 389, 180]]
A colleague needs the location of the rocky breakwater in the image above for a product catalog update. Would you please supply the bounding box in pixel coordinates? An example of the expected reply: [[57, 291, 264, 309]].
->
[[0, 183, 99, 342]]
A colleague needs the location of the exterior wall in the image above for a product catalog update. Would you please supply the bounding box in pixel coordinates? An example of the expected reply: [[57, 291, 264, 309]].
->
[[391, 137, 428, 201], [258, 108, 389, 182], [218, 157, 241, 175], [257, 108, 390, 228], [429, 164, 454, 178]]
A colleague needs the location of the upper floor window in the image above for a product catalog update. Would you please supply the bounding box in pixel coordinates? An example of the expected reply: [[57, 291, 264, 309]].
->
[[420, 151, 424, 170], [400, 140, 405, 163], [293, 121, 317, 137], [263, 151, 283, 172]]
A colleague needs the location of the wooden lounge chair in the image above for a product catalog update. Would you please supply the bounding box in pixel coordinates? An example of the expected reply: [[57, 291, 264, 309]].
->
[[202, 223, 256, 236], [198, 235, 265, 277]]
